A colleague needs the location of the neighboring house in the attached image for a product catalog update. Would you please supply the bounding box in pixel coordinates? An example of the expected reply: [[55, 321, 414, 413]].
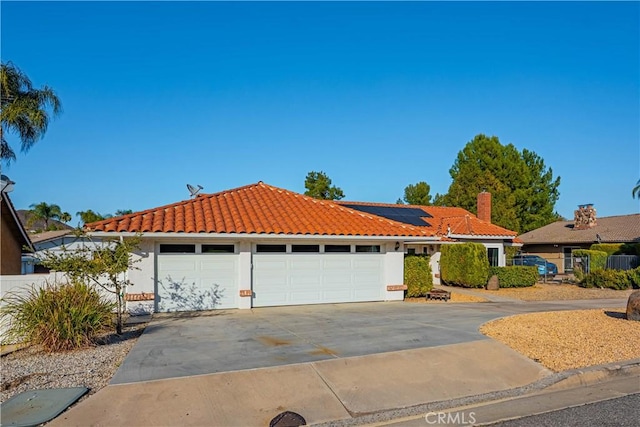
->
[[86, 182, 519, 313], [518, 204, 640, 273], [1, 190, 35, 275], [25, 230, 106, 274]]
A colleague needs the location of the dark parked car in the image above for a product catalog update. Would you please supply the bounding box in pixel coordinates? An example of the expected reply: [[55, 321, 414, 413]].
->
[[511, 255, 558, 277]]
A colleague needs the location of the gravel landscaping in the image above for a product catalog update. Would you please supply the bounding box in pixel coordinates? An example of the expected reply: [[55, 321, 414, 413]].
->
[[481, 308, 640, 372], [0, 323, 145, 403]]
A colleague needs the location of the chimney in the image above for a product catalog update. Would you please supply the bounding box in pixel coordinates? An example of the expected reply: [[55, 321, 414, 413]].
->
[[574, 204, 597, 230], [477, 191, 491, 223]]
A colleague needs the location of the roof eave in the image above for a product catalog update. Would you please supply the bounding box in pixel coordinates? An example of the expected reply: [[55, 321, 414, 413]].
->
[[87, 231, 440, 241]]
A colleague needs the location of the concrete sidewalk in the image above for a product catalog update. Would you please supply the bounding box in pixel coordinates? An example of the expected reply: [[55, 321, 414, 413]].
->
[[48, 340, 550, 426]]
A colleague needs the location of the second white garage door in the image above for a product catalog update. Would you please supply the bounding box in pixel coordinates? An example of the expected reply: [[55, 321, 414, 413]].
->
[[156, 254, 238, 312], [252, 254, 384, 307]]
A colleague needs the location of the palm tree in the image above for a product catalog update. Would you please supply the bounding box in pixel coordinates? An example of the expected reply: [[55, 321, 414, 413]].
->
[[59, 212, 72, 223], [1, 62, 62, 163], [28, 202, 63, 230], [76, 209, 111, 225], [633, 179, 640, 199]]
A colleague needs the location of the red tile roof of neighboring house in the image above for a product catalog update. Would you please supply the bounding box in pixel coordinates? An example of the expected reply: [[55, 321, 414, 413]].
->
[[87, 182, 434, 237], [338, 201, 518, 238]]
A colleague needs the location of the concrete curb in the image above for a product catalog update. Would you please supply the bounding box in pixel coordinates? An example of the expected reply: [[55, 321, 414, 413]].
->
[[541, 358, 640, 392], [312, 358, 640, 426]]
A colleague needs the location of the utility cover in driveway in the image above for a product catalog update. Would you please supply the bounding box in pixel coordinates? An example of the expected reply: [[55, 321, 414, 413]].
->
[[0, 387, 88, 427]]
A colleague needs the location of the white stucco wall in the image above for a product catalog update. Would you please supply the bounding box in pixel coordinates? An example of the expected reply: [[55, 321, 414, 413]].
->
[[383, 243, 405, 301]]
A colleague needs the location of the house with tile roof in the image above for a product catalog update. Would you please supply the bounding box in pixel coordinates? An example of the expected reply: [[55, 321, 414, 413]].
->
[[518, 205, 640, 274], [86, 182, 519, 313]]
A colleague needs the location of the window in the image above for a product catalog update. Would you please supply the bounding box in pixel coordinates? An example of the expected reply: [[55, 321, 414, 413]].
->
[[202, 244, 235, 253], [159, 244, 195, 253], [355, 245, 380, 253], [292, 244, 320, 253], [407, 248, 416, 255], [325, 244, 351, 253], [487, 248, 499, 267], [256, 244, 286, 253]]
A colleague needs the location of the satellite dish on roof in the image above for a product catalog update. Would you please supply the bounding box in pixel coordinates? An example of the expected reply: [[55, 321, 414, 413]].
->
[[187, 184, 203, 198], [1, 174, 15, 193]]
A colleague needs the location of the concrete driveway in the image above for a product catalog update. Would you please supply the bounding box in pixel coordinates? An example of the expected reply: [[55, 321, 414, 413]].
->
[[111, 298, 627, 384]]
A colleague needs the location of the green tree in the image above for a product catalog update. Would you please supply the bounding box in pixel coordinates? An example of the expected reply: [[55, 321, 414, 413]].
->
[[59, 212, 72, 223], [434, 134, 560, 233], [38, 232, 141, 335], [114, 209, 133, 216], [1, 62, 62, 163], [28, 202, 63, 230], [633, 179, 640, 199], [77, 209, 111, 225], [400, 181, 432, 205], [304, 171, 345, 200]]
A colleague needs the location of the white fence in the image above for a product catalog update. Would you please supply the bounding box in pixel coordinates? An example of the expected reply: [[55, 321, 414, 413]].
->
[[1, 273, 66, 299], [0, 273, 119, 344]]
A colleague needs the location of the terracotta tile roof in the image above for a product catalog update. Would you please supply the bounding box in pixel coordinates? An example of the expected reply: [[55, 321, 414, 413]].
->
[[518, 214, 640, 245], [86, 182, 434, 237], [337, 201, 518, 238]]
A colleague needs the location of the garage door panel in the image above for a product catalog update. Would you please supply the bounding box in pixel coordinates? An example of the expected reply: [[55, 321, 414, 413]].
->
[[156, 254, 238, 312], [253, 254, 384, 307], [323, 258, 352, 269]]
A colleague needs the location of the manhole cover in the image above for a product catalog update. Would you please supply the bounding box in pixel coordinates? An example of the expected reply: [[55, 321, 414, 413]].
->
[[0, 387, 88, 427], [269, 410, 306, 427]]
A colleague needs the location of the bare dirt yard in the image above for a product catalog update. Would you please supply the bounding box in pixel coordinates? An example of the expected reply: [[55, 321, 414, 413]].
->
[[470, 282, 636, 301]]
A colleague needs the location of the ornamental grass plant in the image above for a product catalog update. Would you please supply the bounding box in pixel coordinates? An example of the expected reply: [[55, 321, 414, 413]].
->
[[1, 280, 114, 352]]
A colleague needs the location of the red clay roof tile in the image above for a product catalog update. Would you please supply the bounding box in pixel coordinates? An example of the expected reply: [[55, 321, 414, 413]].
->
[[87, 182, 434, 237]]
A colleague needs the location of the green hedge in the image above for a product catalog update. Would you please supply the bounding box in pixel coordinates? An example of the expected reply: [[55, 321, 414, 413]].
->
[[573, 249, 608, 272], [620, 243, 640, 256], [440, 243, 489, 288], [628, 267, 640, 289], [489, 266, 538, 288], [404, 256, 433, 297], [579, 269, 632, 290], [589, 244, 622, 256]]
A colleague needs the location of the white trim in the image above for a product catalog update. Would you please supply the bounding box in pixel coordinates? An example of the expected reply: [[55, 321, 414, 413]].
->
[[447, 234, 515, 240]]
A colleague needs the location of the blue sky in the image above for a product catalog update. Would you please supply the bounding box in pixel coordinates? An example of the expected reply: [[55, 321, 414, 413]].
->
[[2, 1, 638, 226]]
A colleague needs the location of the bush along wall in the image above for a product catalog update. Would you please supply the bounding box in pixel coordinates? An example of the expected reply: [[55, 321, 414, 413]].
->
[[573, 249, 608, 272], [489, 266, 538, 288], [404, 255, 433, 297], [440, 243, 489, 288], [579, 268, 639, 290], [589, 244, 623, 256]]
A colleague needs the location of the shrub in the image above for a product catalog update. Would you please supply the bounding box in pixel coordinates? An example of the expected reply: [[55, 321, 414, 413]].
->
[[489, 266, 538, 288], [0, 280, 114, 351], [573, 249, 608, 272], [626, 267, 640, 289], [440, 243, 489, 288], [404, 256, 433, 297], [589, 244, 623, 256], [579, 269, 631, 290], [619, 243, 640, 256]]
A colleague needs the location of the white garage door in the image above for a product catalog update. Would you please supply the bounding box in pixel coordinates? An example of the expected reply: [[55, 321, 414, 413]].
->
[[156, 254, 238, 312], [253, 254, 384, 307]]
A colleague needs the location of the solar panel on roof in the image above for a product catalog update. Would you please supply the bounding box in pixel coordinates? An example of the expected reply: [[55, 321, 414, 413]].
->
[[342, 204, 432, 227]]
